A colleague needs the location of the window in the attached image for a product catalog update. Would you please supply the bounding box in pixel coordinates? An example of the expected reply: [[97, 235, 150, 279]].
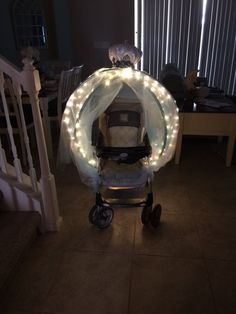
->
[[12, 0, 47, 49], [135, 0, 236, 94]]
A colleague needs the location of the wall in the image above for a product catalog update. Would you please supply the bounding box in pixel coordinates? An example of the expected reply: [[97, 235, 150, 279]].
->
[[52, 0, 72, 61], [69, 0, 134, 78], [0, 0, 21, 66], [0, 0, 134, 77], [0, 0, 71, 67]]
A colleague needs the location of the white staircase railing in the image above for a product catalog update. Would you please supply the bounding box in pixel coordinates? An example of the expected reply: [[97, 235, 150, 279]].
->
[[0, 54, 61, 231]]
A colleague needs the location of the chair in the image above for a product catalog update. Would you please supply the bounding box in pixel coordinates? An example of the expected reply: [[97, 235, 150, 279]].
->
[[0, 78, 34, 164], [48, 68, 74, 125], [72, 65, 83, 90], [40, 60, 71, 79]]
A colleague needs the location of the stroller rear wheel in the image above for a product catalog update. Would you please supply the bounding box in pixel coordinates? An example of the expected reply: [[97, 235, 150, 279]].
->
[[150, 204, 162, 228], [141, 203, 162, 228], [89, 205, 114, 229]]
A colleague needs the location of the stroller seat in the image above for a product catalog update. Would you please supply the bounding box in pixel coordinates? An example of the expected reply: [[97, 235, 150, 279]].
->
[[96, 101, 150, 188]]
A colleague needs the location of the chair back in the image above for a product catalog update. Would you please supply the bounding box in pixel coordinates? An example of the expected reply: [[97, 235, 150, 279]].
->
[[57, 68, 74, 122], [72, 65, 83, 89], [41, 60, 71, 79]]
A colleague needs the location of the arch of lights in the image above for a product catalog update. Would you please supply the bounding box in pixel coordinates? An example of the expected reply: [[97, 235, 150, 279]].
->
[[59, 67, 179, 188]]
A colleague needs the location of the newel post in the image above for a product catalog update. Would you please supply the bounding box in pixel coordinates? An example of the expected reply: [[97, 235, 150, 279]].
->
[[21, 58, 62, 231]]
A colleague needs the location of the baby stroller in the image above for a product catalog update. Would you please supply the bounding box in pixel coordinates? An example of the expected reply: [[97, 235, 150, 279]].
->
[[89, 98, 162, 229], [59, 44, 179, 229]]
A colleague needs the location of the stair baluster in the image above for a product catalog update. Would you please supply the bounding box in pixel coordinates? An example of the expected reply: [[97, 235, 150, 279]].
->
[[0, 71, 23, 183]]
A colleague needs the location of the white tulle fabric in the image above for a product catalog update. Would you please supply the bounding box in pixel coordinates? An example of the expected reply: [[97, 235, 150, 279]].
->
[[58, 67, 179, 190]]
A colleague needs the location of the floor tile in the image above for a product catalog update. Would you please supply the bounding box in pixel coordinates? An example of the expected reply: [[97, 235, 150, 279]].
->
[[135, 213, 202, 258], [43, 251, 131, 314], [187, 179, 236, 216], [129, 255, 216, 314], [153, 181, 193, 214], [207, 259, 236, 314], [195, 215, 236, 260], [65, 208, 136, 254], [1, 248, 62, 313]]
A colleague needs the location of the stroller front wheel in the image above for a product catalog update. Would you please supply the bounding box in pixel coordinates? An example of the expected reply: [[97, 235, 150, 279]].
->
[[89, 205, 114, 229]]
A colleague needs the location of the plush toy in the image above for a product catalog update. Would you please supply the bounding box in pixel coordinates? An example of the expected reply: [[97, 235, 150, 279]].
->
[[185, 70, 209, 101]]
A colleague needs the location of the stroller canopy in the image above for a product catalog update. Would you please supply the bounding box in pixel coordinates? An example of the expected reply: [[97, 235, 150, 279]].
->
[[59, 67, 179, 188]]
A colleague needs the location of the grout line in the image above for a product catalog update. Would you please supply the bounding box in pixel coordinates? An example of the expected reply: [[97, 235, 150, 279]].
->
[[126, 209, 138, 314]]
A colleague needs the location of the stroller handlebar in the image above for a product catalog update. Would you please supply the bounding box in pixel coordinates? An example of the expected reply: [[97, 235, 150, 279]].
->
[[95, 145, 152, 164]]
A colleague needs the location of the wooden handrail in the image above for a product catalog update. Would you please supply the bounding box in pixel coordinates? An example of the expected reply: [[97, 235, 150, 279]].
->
[[0, 54, 21, 82]]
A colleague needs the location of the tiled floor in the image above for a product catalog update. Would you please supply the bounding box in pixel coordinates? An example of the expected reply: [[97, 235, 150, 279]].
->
[[1, 139, 236, 314]]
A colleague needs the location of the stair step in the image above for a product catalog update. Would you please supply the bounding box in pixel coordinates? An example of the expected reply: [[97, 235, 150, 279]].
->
[[0, 211, 41, 291]]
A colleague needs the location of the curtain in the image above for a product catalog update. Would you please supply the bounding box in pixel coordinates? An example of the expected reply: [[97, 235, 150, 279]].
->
[[199, 0, 236, 95], [136, 0, 202, 78]]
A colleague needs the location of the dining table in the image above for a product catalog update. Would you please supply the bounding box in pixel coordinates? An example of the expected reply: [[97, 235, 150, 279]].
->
[[175, 96, 236, 167]]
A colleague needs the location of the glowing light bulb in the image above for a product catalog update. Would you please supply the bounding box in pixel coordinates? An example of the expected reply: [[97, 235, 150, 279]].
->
[[105, 80, 110, 86], [135, 72, 141, 80], [89, 159, 96, 166], [67, 101, 73, 107], [64, 117, 70, 124], [76, 103, 83, 109], [64, 108, 70, 115], [122, 68, 133, 79]]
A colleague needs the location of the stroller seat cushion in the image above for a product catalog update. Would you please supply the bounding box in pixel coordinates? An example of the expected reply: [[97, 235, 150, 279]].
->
[[109, 126, 139, 147], [100, 160, 149, 187]]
